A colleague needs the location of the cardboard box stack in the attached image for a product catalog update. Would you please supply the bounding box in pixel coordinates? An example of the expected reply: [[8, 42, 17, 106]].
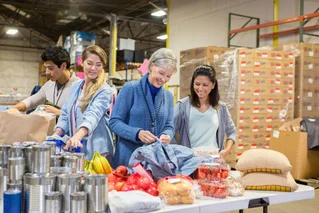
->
[[275, 43, 319, 118], [179, 47, 295, 168], [180, 46, 233, 99]]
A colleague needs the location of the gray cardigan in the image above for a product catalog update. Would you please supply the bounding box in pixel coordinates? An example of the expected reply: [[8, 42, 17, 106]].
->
[[174, 97, 237, 150]]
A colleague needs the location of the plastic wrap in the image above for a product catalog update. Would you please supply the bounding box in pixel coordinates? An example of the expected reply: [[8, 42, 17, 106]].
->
[[194, 180, 228, 199], [195, 163, 230, 181], [227, 178, 244, 197], [157, 176, 195, 205]]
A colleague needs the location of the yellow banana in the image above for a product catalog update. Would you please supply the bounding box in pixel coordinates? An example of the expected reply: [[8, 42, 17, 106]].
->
[[98, 155, 112, 174], [92, 152, 105, 174]]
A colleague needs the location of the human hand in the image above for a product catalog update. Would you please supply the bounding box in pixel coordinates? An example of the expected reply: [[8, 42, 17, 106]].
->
[[138, 130, 157, 144], [43, 105, 61, 116], [219, 149, 229, 159], [63, 136, 83, 150], [159, 135, 171, 144], [6, 108, 20, 114]]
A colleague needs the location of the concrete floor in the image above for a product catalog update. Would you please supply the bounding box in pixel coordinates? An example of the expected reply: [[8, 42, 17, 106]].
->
[[226, 189, 319, 213]]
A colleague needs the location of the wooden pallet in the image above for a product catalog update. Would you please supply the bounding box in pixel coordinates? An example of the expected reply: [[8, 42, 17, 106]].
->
[[296, 178, 319, 188]]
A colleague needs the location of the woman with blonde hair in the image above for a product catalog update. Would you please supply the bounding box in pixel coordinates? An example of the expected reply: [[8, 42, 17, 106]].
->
[[53, 45, 114, 160]]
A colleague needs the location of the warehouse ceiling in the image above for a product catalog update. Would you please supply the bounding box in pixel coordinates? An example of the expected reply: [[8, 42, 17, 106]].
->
[[0, 0, 167, 51]]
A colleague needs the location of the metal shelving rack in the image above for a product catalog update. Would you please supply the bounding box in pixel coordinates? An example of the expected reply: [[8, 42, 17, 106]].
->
[[227, 0, 319, 48]]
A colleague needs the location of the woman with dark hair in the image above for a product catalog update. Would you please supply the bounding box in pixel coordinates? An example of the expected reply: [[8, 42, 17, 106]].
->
[[174, 65, 236, 158]]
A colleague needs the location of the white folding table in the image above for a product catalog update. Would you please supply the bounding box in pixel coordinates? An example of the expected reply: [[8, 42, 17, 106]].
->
[[154, 184, 315, 213]]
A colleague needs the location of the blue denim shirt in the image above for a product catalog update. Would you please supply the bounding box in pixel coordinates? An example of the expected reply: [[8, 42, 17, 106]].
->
[[55, 79, 114, 160]]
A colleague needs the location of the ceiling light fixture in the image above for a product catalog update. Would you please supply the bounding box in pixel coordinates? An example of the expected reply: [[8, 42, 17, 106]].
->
[[156, 34, 168, 40], [151, 10, 166, 17], [6, 29, 18, 35]]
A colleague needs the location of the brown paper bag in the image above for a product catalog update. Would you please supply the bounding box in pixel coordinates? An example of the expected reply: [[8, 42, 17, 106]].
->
[[0, 111, 52, 145]]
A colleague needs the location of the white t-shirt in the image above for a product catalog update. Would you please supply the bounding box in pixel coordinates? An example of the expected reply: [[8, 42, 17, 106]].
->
[[189, 105, 219, 148]]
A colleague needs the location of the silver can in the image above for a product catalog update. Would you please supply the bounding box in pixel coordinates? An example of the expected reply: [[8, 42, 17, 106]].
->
[[62, 155, 78, 172], [24, 146, 33, 173], [50, 155, 63, 167], [0, 145, 10, 168], [44, 142, 57, 155], [44, 191, 62, 213], [0, 168, 7, 213], [72, 153, 85, 173], [24, 173, 56, 213], [50, 167, 75, 175], [84, 174, 108, 213], [9, 145, 25, 158], [57, 174, 81, 212], [31, 144, 51, 174], [70, 191, 87, 213], [8, 157, 25, 184]]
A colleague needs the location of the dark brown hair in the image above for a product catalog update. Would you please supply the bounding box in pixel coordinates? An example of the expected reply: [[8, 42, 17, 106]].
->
[[190, 65, 220, 108]]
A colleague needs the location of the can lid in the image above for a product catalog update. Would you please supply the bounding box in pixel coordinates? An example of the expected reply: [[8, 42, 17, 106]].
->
[[32, 144, 51, 151], [10, 145, 25, 151], [45, 191, 62, 200], [84, 174, 107, 185], [44, 141, 56, 146], [71, 153, 85, 158], [4, 189, 21, 195], [57, 173, 81, 184], [51, 155, 62, 159], [70, 191, 87, 201], [0, 145, 11, 150], [63, 155, 78, 160], [24, 173, 57, 185], [50, 167, 74, 174], [0, 167, 7, 176], [8, 157, 24, 165]]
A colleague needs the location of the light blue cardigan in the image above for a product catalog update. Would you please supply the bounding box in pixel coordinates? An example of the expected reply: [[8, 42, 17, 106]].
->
[[110, 73, 175, 168], [55, 79, 114, 160]]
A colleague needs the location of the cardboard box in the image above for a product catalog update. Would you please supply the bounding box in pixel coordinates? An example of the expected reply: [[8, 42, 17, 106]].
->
[[270, 122, 319, 179]]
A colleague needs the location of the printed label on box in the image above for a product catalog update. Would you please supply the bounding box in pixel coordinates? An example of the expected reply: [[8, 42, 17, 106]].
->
[[288, 88, 293, 94], [265, 135, 271, 141], [275, 88, 281, 93], [254, 62, 260, 67], [308, 78, 313, 84], [240, 98, 245, 104], [253, 99, 259, 105], [253, 108, 259, 113], [252, 126, 259, 132], [276, 63, 282, 69], [275, 79, 281, 84], [275, 72, 281, 78], [254, 90, 260, 96], [254, 70, 260, 76], [241, 80, 245, 85], [266, 126, 273, 131], [276, 54, 282, 60], [288, 97, 293, 103], [309, 51, 314, 57], [251, 144, 257, 149], [307, 105, 312, 111], [308, 64, 313, 69], [273, 130, 280, 138], [266, 116, 272, 122], [262, 53, 268, 58], [268, 98, 274, 104], [267, 107, 273, 112], [238, 144, 244, 149], [308, 92, 313, 97], [241, 61, 246, 67], [253, 117, 259, 123], [289, 62, 294, 67]]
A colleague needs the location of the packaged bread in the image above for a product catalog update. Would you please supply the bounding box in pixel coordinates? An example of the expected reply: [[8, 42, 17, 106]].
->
[[157, 175, 195, 205]]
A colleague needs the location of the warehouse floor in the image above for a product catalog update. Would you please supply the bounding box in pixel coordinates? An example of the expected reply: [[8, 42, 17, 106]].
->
[[226, 189, 319, 213]]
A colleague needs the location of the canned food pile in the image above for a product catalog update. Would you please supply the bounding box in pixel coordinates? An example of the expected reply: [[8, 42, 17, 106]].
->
[[0, 142, 108, 213]]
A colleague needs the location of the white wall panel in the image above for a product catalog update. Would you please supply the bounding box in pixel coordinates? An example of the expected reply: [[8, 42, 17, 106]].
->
[[0, 45, 41, 95]]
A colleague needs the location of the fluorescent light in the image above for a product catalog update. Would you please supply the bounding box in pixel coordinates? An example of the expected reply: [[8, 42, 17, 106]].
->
[[6, 29, 18, 35], [157, 34, 168, 40], [151, 10, 166, 17]]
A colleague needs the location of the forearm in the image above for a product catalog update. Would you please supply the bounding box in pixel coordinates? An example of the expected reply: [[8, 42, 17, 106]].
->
[[54, 127, 65, 136], [73, 127, 88, 141], [224, 139, 234, 152], [12, 102, 26, 111]]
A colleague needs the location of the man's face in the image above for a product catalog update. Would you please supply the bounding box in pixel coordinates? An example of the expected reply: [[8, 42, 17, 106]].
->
[[44, 60, 64, 81]]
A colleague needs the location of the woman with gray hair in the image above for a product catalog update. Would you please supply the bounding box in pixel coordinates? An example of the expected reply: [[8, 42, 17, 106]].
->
[[110, 48, 177, 167]]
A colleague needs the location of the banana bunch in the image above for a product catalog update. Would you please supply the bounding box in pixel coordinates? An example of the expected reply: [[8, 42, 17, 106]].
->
[[90, 152, 112, 174], [84, 159, 97, 174]]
